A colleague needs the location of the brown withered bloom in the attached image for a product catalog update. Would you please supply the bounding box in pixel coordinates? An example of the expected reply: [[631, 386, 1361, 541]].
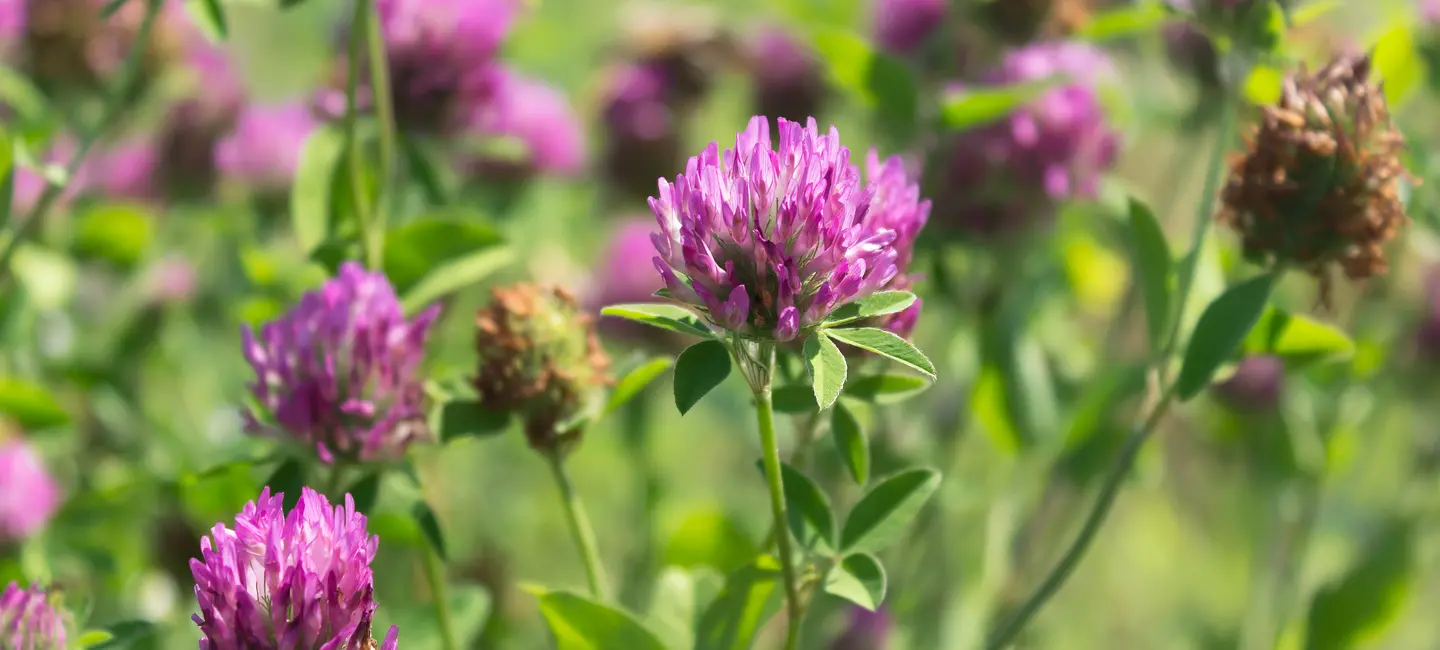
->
[[1218, 54, 1411, 306], [474, 284, 611, 455], [23, 0, 180, 99]]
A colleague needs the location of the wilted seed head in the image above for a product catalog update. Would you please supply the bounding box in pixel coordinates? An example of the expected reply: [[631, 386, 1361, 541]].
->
[[22, 0, 182, 98], [1218, 54, 1410, 305], [0, 583, 68, 649], [474, 284, 611, 454]]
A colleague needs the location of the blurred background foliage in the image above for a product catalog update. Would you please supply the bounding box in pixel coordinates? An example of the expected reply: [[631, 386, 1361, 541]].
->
[[6, 0, 1440, 648]]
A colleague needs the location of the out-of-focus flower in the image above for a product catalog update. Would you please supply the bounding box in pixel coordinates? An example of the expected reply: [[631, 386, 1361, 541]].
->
[[1218, 54, 1408, 305], [241, 262, 440, 463], [873, 0, 946, 54], [1417, 268, 1440, 362], [1212, 355, 1284, 412], [830, 607, 892, 650], [593, 220, 665, 309], [467, 69, 585, 178], [85, 140, 162, 202], [647, 116, 930, 341], [0, 438, 60, 543], [190, 487, 399, 650], [321, 0, 515, 136], [600, 62, 686, 202], [215, 102, 319, 193], [474, 284, 611, 454], [0, 583, 67, 649], [747, 26, 826, 128], [143, 254, 198, 304], [935, 42, 1120, 238], [618, 5, 735, 107], [21, 0, 184, 97]]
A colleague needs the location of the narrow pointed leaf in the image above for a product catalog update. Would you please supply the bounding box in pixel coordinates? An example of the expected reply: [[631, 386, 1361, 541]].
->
[[831, 402, 870, 485], [534, 590, 668, 650], [1127, 197, 1173, 353], [695, 556, 785, 650], [1176, 272, 1279, 400], [605, 357, 674, 415], [842, 373, 931, 404], [602, 304, 713, 339], [840, 468, 942, 554], [804, 332, 847, 410], [821, 291, 917, 327], [753, 461, 835, 554], [290, 126, 346, 254], [824, 553, 887, 611], [824, 327, 936, 378]]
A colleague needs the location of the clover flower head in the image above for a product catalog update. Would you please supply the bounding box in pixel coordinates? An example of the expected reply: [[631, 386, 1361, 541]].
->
[[648, 116, 929, 341], [241, 262, 440, 463], [0, 583, 67, 650], [0, 438, 60, 543], [190, 487, 399, 650]]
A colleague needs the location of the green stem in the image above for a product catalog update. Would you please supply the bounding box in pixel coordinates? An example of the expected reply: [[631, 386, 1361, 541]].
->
[[421, 543, 459, 650], [754, 388, 802, 650], [363, 0, 396, 262], [1162, 94, 1238, 367], [0, 0, 163, 286], [548, 452, 610, 600], [343, 0, 378, 270], [986, 385, 1176, 649]]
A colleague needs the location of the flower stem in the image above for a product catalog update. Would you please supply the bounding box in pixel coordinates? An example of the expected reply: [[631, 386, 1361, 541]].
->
[[343, 0, 379, 270], [548, 452, 609, 600], [362, 0, 396, 260], [421, 542, 459, 650], [986, 384, 1175, 649], [754, 388, 803, 650], [0, 0, 163, 287]]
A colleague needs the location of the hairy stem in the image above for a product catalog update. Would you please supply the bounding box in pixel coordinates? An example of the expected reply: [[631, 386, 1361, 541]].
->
[[754, 388, 803, 650]]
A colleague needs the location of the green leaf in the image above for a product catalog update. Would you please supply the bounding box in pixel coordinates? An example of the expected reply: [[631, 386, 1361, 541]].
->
[[383, 214, 504, 295], [823, 552, 886, 611], [78, 630, 114, 647], [824, 328, 936, 378], [842, 373, 931, 404], [663, 508, 757, 573], [771, 384, 819, 414], [0, 378, 68, 430], [0, 66, 47, 124], [1075, 3, 1168, 41], [695, 556, 785, 650], [1305, 518, 1415, 650], [601, 304, 713, 339], [831, 401, 869, 485], [821, 291, 917, 328], [401, 135, 450, 205], [436, 399, 510, 442], [1371, 24, 1420, 107], [533, 589, 667, 650], [1175, 273, 1279, 400], [673, 340, 732, 416], [412, 498, 448, 560], [1245, 309, 1355, 369], [760, 461, 835, 554], [308, 237, 360, 276], [290, 126, 346, 254], [0, 126, 12, 230], [85, 620, 156, 649], [186, 0, 228, 39], [803, 333, 848, 411], [401, 247, 512, 315], [811, 27, 918, 141], [1127, 197, 1173, 353], [345, 470, 382, 515], [604, 357, 674, 415], [645, 566, 723, 650], [940, 79, 1056, 131], [72, 203, 154, 268], [279, 0, 309, 8], [839, 468, 941, 554], [263, 458, 307, 511]]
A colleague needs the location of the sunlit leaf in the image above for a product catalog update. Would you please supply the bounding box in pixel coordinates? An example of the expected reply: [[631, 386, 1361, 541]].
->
[[532, 589, 667, 650], [824, 552, 886, 610], [602, 304, 713, 339], [695, 556, 785, 650], [804, 332, 847, 411], [839, 468, 941, 554]]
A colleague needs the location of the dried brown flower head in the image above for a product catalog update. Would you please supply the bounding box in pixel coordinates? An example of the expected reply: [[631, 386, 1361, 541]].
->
[[23, 0, 180, 98], [1218, 54, 1411, 306], [474, 284, 611, 454]]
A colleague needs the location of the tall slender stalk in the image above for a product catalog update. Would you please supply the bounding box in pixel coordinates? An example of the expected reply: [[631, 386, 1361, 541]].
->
[[343, 0, 379, 270], [754, 385, 803, 650], [362, 0, 396, 261], [421, 543, 459, 650], [987, 103, 1241, 649], [0, 0, 164, 287], [548, 452, 610, 600]]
